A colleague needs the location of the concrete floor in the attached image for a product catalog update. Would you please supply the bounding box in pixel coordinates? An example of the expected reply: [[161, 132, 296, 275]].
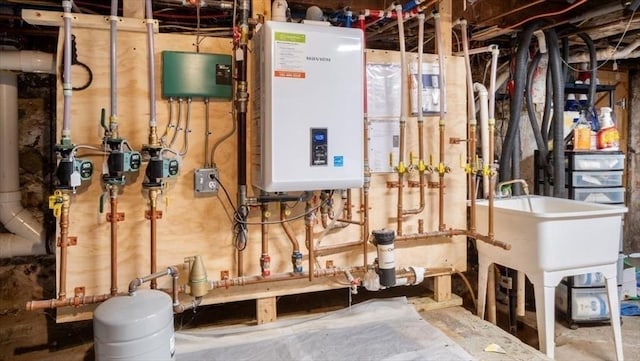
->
[[1, 257, 638, 361]]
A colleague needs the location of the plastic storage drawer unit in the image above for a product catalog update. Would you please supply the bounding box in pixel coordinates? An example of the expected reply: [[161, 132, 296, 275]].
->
[[572, 187, 625, 204], [570, 171, 623, 187], [556, 283, 611, 323], [567, 152, 625, 171]]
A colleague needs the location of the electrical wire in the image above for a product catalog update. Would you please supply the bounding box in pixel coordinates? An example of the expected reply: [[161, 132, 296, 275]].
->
[[195, 1, 202, 52], [204, 98, 210, 167], [561, 7, 637, 72], [160, 97, 174, 147], [505, 0, 587, 30], [169, 98, 183, 147], [179, 98, 192, 157]]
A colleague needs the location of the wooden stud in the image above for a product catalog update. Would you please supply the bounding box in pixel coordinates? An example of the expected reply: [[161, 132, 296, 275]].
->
[[22, 9, 157, 33], [123, 0, 145, 19], [438, 0, 453, 55], [433, 274, 452, 302], [256, 297, 277, 324]]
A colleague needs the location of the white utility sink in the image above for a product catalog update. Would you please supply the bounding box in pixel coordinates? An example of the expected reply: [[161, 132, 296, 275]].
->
[[473, 195, 627, 360]]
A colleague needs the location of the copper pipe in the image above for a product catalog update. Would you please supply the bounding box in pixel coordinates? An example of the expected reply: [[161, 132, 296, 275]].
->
[[149, 189, 159, 289], [26, 293, 119, 311], [402, 120, 426, 216], [488, 119, 496, 238], [237, 247, 244, 277], [403, 15, 426, 216], [344, 189, 352, 220], [280, 203, 300, 253], [212, 265, 455, 289], [396, 4, 408, 236], [468, 123, 477, 232], [109, 185, 119, 296], [434, 12, 448, 233], [438, 122, 446, 232], [467, 231, 510, 250], [315, 240, 365, 257], [315, 228, 468, 257], [460, 19, 478, 234], [305, 199, 314, 282], [362, 185, 370, 268], [260, 203, 270, 277], [57, 192, 71, 300], [361, 19, 371, 269]]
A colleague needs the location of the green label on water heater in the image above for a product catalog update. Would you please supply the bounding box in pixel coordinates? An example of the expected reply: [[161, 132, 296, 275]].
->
[[275, 32, 306, 43]]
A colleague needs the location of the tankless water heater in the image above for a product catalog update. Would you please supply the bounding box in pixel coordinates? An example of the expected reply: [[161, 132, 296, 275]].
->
[[251, 21, 364, 192]]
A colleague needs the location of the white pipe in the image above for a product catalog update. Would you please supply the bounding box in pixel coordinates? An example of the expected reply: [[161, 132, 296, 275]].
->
[[417, 13, 425, 124], [145, 0, 157, 129], [0, 51, 56, 74], [569, 37, 640, 63], [488, 46, 500, 120], [62, 0, 72, 141], [474, 83, 489, 196], [272, 0, 288, 22], [0, 72, 46, 257]]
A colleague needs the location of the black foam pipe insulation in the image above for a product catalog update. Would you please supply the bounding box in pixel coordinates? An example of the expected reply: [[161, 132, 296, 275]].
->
[[546, 28, 566, 198]]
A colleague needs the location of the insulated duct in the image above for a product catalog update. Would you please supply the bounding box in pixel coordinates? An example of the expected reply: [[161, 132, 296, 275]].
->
[[568, 37, 640, 63]]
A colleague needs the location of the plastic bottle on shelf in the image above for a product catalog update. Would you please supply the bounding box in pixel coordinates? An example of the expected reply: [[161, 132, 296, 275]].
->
[[574, 110, 591, 151], [596, 107, 620, 150], [565, 93, 579, 111]]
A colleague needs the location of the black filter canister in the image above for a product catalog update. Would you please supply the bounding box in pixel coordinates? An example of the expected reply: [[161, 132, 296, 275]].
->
[[372, 229, 395, 287], [56, 159, 74, 188], [107, 151, 125, 178], [144, 158, 164, 186]]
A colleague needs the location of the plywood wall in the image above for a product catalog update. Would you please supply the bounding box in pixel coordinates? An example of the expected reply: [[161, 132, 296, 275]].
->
[[51, 14, 468, 321]]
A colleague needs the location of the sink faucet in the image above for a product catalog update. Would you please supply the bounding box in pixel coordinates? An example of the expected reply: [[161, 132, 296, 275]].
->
[[496, 179, 530, 198]]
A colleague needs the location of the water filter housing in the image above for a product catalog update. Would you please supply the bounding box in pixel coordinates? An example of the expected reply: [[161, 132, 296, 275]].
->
[[252, 21, 364, 192]]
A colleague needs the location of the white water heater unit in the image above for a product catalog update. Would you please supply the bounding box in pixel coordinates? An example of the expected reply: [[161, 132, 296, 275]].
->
[[252, 21, 364, 192]]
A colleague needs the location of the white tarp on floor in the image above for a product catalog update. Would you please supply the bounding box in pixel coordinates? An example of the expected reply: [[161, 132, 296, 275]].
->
[[175, 297, 476, 361]]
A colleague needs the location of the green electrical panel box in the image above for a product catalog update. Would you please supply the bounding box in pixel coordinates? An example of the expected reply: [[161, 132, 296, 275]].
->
[[162, 51, 232, 99]]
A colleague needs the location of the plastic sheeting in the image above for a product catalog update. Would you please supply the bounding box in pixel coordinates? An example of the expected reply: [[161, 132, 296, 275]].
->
[[175, 297, 475, 361]]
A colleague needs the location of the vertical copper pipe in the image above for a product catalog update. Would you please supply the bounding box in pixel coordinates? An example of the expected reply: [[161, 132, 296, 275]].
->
[[280, 203, 300, 253], [149, 189, 158, 289], [58, 192, 71, 300], [403, 14, 426, 216], [345, 189, 353, 220], [360, 14, 370, 269], [109, 185, 118, 295], [260, 203, 270, 277], [468, 124, 477, 232], [237, 248, 244, 277], [305, 200, 314, 281], [488, 120, 496, 238], [434, 12, 448, 233], [438, 122, 446, 231], [461, 20, 477, 233], [396, 4, 408, 236]]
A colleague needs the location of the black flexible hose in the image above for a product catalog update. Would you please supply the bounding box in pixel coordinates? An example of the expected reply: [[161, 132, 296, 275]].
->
[[577, 32, 597, 112], [499, 22, 542, 182], [546, 29, 566, 198], [562, 36, 570, 83], [525, 52, 548, 164], [541, 66, 552, 146]]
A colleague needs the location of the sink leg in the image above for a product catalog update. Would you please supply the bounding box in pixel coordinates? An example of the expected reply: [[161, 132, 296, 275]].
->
[[534, 284, 556, 358], [605, 275, 624, 361], [477, 257, 490, 320]]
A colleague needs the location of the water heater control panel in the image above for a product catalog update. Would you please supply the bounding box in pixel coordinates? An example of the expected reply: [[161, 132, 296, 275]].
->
[[310, 128, 328, 166]]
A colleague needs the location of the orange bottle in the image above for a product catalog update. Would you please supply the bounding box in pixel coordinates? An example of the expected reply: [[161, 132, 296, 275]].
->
[[596, 107, 619, 150]]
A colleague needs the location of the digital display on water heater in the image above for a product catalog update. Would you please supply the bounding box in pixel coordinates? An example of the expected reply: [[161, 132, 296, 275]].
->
[[310, 128, 328, 166]]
